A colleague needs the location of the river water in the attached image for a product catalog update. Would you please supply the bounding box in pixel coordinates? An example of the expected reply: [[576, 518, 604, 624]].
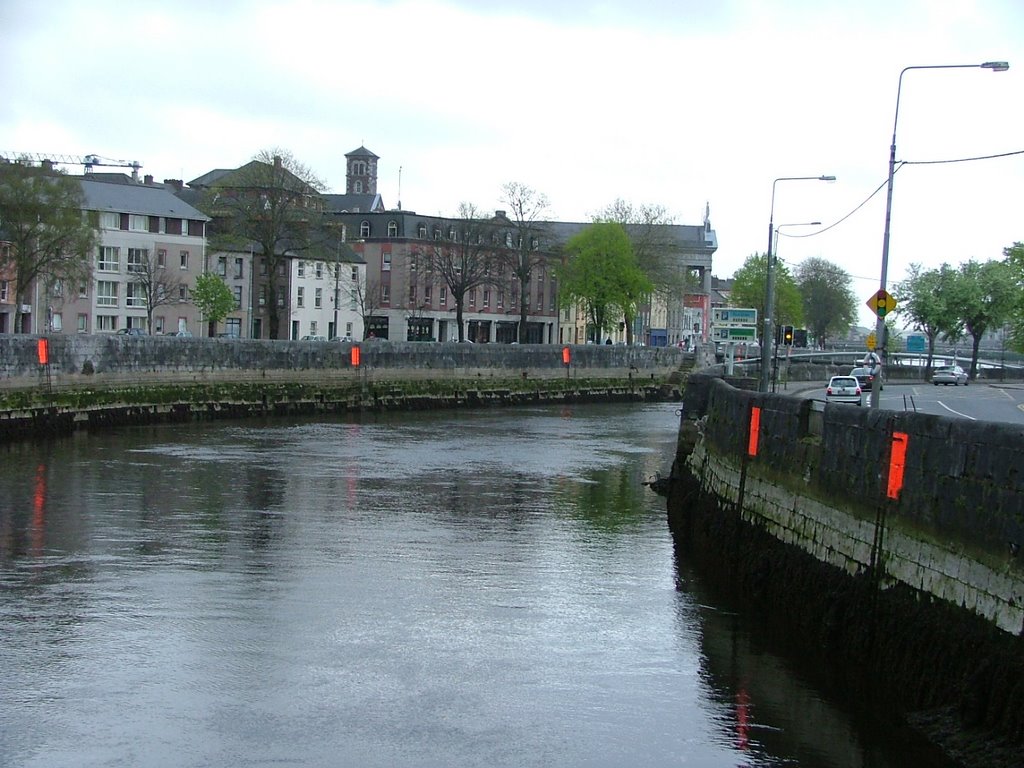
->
[[0, 402, 953, 768]]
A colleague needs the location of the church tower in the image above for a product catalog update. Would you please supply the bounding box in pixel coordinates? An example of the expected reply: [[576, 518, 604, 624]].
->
[[345, 146, 379, 195]]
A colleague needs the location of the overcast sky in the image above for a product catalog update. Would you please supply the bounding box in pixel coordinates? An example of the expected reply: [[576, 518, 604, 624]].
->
[[2, 0, 1021, 328]]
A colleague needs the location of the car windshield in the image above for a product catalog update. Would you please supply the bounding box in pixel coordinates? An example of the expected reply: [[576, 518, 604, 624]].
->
[[831, 377, 857, 386]]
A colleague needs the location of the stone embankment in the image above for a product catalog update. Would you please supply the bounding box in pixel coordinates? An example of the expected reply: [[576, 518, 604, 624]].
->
[[0, 336, 688, 441], [668, 372, 1024, 767]]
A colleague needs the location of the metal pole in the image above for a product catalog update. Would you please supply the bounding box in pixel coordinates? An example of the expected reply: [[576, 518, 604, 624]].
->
[[869, 61, 1008, 408], [759, 176, 834, 393]]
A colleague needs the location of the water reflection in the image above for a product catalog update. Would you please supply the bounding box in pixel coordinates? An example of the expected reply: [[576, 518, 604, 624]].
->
[[0, 405, 954, 767]]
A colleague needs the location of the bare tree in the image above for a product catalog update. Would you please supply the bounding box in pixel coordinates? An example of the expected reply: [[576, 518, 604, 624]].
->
[[420, 202, 499, 342], [499, 182, 550, 343], [127, 248, 186, 332], [201, 148, 325, 339], [351, 272, 384, 339]]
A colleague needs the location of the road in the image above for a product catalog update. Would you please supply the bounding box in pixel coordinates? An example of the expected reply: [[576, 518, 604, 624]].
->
[[878, 381, 1024, 424]]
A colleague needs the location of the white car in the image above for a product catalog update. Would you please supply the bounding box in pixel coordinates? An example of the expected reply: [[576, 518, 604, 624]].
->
[[825, 375, 862, 405], [932, 365, 968, 386]]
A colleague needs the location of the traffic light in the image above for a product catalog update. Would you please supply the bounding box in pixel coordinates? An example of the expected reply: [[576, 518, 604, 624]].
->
[[793, 328, 807, 347], [774, 324, 783, 346], [783, 325, 794, 345]]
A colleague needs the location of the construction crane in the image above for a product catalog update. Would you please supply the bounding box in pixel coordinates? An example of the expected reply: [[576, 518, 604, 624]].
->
[[0, 152, 143, 181]]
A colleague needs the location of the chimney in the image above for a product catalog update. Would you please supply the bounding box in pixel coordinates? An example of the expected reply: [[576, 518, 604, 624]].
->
[[274, 155, 282, 169], [41, 159, 54, 172], [144, 174, 154, 185], [163, 179, 184, 192]]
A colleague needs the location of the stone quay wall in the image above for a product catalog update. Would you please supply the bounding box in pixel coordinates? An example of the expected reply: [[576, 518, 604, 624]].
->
[[669, 372, 1024, 756]]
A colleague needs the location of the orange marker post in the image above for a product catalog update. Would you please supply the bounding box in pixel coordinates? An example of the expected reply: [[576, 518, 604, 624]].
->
[[886, 431, 909, 499], [561, 346, 571, 365], [747, 406, 761, 457], [351, 345, 360, 367], [37, 338, 49, 366]]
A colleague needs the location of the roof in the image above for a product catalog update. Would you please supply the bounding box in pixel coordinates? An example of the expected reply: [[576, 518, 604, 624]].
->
[[187, 168, 233, 188], [323, 193, 385, 214], [80, 177, 209, 220], [345, 145, 379, 160]]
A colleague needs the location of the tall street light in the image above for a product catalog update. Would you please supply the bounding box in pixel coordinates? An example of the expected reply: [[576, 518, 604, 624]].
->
[[769, 221, 820, 391], [759, 175, 835, 393], [870, 60, 1009, 408]]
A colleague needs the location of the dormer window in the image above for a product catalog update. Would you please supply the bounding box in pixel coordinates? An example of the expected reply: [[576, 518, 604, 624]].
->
[[360, 220, 371, 238], [388, 220, 398, 237], [417, 223, 427, 238]]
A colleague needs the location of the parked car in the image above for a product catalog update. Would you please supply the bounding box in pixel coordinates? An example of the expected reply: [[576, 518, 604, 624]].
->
[[330, 335, 353, 343], [849, 366, 881, 392], [169, 330, 193, 338], [825, 375, 862, 405], [116, 328, 148, 336], [932, 365, 968, 386], [300, 335, 327, 341]]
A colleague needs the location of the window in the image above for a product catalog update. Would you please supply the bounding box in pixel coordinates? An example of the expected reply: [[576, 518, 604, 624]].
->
[[418, 223, 427, 238], [260, 259, 268, 277], [78, 282, 88, 298], [315, 287, 322, 308], [234, 258, 243, 279], [433, 227, 441, 240], [0, 280, 7, 301], [98, 246, 119, 271], [351, 266, 358, 281], [100, 212, 119, 229], [297, 261, 306, 278], [225, 317, 241, 337], [233, 286, 242, 309], [315, 262, 323, 279], [388, 221, 398, 237], [409, 285, 417, 304], [128, 248, 148, 273], [178, 285, 188, 301], [96, 314, 117, 332], [217, 256, 227, 277], [469, 291, 476, 308], [345, 322, 353, 337], [77, 314, 88, 333], [126, 283, 146, 307], [259, 287, 267, 306], [310, 321, 319, 336], [360, 220, 370, 238], [129, 215, 148, 232], [497, 291, 504, 309], [297, 287, 305, 308], [440, 286, 447, 307], [381, 284, 390, 303], [179, 250, 189, 269], [51, 313, 62, 331], [382, 253, 391, 271], [424, 285, 432, 304], [483, 289, 490, 308], [353, 161, 366, 176], [354, 180, 363, 194], [155, 316, 164, 334], [157, 249, 167, 268], [96, 280, 119, 307]]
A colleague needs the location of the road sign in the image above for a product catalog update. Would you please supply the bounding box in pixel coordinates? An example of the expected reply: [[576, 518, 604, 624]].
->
[[866, 332, 876, 350], [711, 325, 757, 342], [711, 307, 757, 327], [867, 289, 896, 318], [906, 335, 925, 353]]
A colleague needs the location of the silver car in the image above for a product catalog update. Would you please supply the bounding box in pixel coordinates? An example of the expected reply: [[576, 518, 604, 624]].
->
[[825, 375, 862, 405], [932, 365, 968, 386]]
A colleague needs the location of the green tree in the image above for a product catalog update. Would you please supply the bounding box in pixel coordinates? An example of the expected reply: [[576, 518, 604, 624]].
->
[[729, 253, 802, 342], [1004, 242, 1024, 353], [594, 199, 696, 344], [201, 148, 325, 339], [0, 162, 96, 332], [947, 259, 1016, 379], [421, 203, 499, 342], [558, 222, 652, 343], [191, 272, 236, 337], [893, 263, 953, 371], [794, 257, 856, 348]]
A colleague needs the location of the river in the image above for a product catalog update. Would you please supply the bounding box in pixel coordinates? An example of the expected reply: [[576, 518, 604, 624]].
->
[[0, 402, 954, 767]]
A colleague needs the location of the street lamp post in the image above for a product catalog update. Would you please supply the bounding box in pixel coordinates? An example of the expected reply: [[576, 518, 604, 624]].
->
[[759, 176, 835, 393], [769, 221, 820, 391], [869, 60, 1009, 408]]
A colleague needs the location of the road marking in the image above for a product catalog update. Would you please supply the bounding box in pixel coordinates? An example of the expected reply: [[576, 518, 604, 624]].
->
[[937, 401, 976, 420]]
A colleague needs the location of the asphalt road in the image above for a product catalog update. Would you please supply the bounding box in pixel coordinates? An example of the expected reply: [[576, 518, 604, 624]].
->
[[873, 381, 1024, 424]]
